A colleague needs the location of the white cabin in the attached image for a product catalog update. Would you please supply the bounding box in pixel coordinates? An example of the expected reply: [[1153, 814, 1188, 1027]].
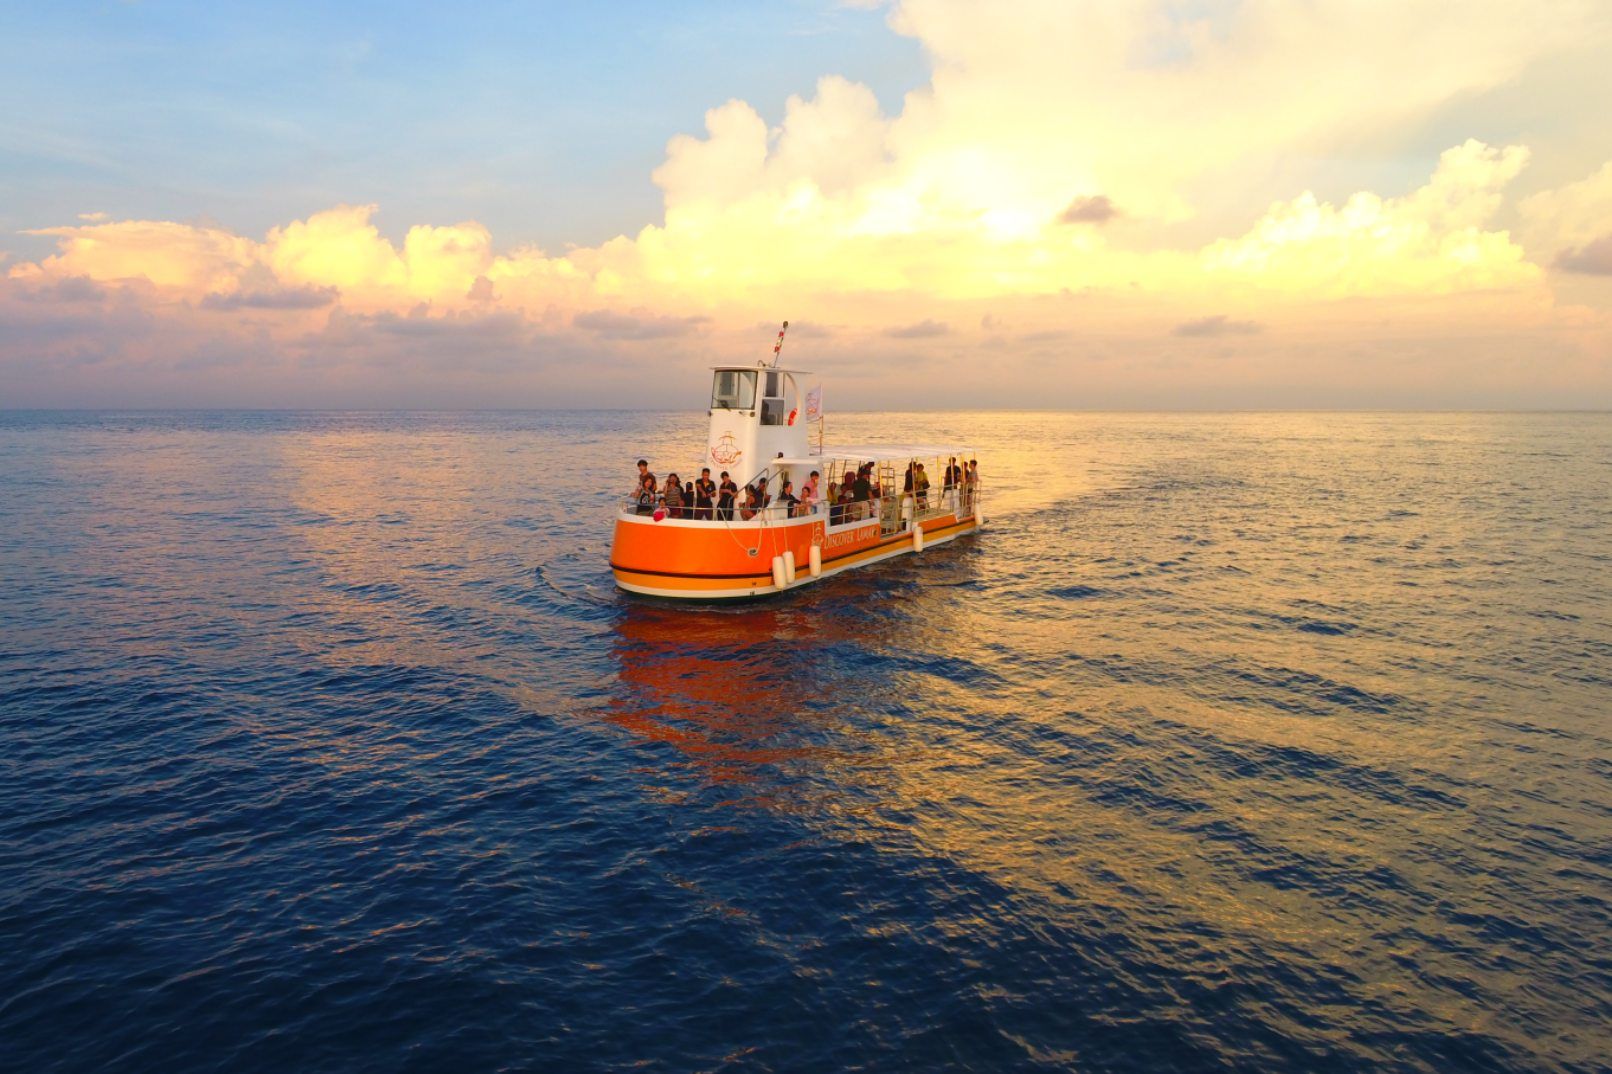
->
[[706, 366, 810, 486]]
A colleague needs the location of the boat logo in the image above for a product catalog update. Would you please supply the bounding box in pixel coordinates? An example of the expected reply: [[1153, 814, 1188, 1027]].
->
[[711, 432, 742, 467]]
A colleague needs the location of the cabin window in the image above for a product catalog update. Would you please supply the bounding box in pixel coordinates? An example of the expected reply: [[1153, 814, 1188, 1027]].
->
[[711, 370, 757, 410], [760, 371, 790, 426]]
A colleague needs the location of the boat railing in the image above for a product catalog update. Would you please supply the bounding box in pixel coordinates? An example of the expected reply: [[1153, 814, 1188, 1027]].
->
[[620, 487, 981, 525], [619, 498, 826, 522]]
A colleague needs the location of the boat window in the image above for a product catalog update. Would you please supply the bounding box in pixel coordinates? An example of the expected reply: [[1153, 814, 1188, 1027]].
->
[[711, 370, 756, 410], [760, 370, 789, 426]]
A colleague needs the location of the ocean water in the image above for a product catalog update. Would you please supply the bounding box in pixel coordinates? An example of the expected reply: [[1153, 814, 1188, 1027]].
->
[[1, 409, 1608, 1073]]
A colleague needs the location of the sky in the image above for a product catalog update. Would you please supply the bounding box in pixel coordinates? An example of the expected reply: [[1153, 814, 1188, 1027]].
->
[[3, 0, 1611, 409]]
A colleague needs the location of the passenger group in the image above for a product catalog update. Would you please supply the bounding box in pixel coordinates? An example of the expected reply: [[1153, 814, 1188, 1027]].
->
[[632, 455, 976, 522]]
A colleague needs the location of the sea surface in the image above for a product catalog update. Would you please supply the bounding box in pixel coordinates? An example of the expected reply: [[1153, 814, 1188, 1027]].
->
[[1, 409, 1609, 1073]]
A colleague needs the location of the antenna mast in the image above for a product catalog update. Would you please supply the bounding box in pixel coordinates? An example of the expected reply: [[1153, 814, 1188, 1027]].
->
[[770, 320, 789, 367]]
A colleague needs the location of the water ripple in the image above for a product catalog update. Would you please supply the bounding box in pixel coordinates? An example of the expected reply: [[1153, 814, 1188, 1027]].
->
[[1, 410, 1609, 1072]]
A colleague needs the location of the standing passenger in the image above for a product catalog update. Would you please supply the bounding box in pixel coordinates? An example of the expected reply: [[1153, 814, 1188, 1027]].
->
[[717, 471, 738, 520], [634, 459, 655, 498], [662, 474, 684, 518], [694, 468, 716, 519], [635, 474, 658, 515]]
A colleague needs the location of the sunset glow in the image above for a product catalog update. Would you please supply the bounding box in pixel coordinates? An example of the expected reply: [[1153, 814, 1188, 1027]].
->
[[4, 1, 1610, 407]]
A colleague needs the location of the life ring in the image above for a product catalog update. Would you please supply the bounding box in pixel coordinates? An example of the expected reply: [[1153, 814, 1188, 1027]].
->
[[787, 409, 798, 426]]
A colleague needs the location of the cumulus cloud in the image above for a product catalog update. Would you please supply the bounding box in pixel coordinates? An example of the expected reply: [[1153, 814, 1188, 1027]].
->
[[4, 1, 1611, 406], [1201, 141, 1536, 296], [882, 0, 1591, 227], [17, 218, 260, 293], [1521, 160, 1612, 267]]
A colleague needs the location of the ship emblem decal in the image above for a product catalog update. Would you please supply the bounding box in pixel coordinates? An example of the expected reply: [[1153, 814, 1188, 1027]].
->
[[711, 432, 742, 467]]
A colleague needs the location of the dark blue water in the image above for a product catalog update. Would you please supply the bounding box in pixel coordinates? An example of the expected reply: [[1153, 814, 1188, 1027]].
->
[[2, 410, 1609, 1073]]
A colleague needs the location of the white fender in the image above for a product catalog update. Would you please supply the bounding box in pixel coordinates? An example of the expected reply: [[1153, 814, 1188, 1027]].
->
[[782, 549, 797, 584], [808, 544, 822, 578], [975, 504, 984, 528], [771, 555, 787, 589], [912, 525, 924, 552]]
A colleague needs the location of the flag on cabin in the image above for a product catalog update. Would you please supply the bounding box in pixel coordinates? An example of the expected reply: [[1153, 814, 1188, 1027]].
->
[[804, 385, 822, 423]]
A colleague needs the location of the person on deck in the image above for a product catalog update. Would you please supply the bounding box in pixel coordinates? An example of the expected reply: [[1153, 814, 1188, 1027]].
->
[[717, 471, 738, 520], [853, 465, 872, 504], [694, 468, 716, 520], [944, 457, 960, 490], [634, 459, 655, 499], [776, 480, 800, 516], [827, 481, 843, 525], [662, 474, 685, 518], [802, 470, 820, 511], [635, 474, 658, 515], [915, 463, 931, 510]]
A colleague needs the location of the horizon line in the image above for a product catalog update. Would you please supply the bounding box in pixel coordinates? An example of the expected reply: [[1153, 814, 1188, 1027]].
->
[[4, 406, 1612, 416]]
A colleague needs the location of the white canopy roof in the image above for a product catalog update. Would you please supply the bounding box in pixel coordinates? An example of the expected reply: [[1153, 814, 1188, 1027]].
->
[[771, 443, 975, 467], [709, 364, 812, 375]]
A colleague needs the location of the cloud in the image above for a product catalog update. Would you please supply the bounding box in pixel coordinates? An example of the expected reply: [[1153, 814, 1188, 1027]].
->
[[200, 286, 338, 310], [264, 203, 405, 294], [883, 0, 1591, 228], [884, 319, 949, 338], [16, 276, 107, 303], [573, 310, 709, 339], [1520, 160, 1612, 265], [368, 309, 531, 341], [1057, 195, 1117, 225], [1201, 141, 1536, 296], [19, 218, 260, 293], [4, 2, 1611, 407], [1173, 315, 1262, 337], [1557, 234, 1612, 275], [76, 211, 108, 222]]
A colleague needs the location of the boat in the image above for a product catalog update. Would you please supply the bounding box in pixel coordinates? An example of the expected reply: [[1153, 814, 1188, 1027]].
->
[[609, 325, 983, 600]]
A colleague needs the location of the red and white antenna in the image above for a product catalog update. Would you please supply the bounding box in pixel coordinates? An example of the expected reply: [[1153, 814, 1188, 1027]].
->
[[770, 320, 789, 367]]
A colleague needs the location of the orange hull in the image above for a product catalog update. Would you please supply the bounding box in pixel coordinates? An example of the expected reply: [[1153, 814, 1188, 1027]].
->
[[610, 509, 979, 599]]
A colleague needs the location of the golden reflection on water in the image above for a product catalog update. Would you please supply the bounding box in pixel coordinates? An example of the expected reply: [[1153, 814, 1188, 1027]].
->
[[28, 410, 1604, 1065], [596, 537, 1533, 1049], [218, 412, 1604, 1061]]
